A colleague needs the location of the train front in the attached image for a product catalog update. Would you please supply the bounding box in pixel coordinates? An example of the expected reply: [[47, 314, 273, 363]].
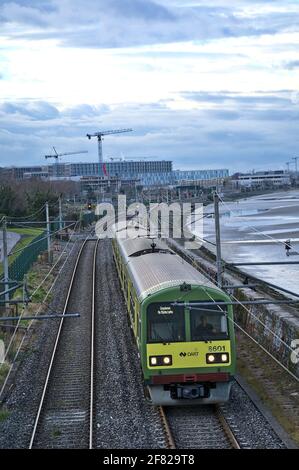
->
[[141, 286, 236, 405]]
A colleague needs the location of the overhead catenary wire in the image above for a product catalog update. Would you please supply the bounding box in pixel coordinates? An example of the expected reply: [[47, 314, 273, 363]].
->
[[103, 212, 298, 381], [216, 192, 292, 249], [0, 222, 95, 400], [147, 207, 297, 357], [121, 211, 299, 381], [5, 204, 46, 221], [5, 196, 63, 223], [184, 283, 299, 383], [172, 242, 295, 355], [136, 214, 295, 357], [8, 221, 77, 257], [0, 204, 86, 371], [0, 220, 80, 371]]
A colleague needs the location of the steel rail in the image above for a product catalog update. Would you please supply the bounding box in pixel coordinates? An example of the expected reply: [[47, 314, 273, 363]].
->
[[28, 239, 94, 449], [215, 405, 240, 449], [158, 407, 176, 449], [160, 404, 241, 449], [89, 238, 99, 449]]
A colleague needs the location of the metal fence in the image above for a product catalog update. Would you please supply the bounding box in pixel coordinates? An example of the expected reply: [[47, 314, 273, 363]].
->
[[0, 231, 47, 302], [9, 231, 47, 283], [1, 214, 95, 301]]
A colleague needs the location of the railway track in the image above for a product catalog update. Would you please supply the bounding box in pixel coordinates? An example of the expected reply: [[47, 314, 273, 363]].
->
[[159, 405, 240, 449], [29, 238, 99, 449]]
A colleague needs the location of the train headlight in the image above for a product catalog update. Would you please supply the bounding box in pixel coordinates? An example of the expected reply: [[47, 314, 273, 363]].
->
[[207, 354, 215, 363], [150, 357, 157, 366], [221, 353, 228, 362], [149, 355, 173, 366], [206, 353, 230, 364]]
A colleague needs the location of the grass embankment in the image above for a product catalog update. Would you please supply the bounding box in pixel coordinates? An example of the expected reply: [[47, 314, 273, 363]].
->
[[236, 332, 299, 446], [0, 227, 55, 391], [0, 227, 44, 277]]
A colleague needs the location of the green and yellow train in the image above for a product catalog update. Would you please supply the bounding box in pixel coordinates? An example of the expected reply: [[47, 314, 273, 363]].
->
[[112, 223, 236, 405]]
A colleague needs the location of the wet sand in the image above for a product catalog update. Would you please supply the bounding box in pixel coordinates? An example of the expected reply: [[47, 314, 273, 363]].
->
[[191, 190, 299, 295]]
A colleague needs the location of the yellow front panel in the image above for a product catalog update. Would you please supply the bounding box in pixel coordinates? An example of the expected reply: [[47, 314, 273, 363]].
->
[[147, 340, 231, 369]]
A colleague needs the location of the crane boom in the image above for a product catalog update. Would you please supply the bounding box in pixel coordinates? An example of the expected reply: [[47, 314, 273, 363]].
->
[[44, 148, 88, 178], [86, 128, 133, 167], [45, 150, 88, 159], [86, 128, 133, 139]]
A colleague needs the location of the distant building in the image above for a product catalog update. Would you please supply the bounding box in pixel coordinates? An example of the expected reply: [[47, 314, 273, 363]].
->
[[0, 160, 229, 188], [80, 175, 121, 194], [232, 170, 291, 188], [23, 171, 49, 180]]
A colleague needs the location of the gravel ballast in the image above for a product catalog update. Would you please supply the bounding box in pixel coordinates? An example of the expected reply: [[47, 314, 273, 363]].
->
[[0, 236, 291, 449], [0, 240, 82, 449], [94, 239, 165, 449]]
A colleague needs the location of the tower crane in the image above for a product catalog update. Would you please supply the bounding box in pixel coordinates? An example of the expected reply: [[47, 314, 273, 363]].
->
[[86, 129, 133, 166], [45, 147, 88, 177]]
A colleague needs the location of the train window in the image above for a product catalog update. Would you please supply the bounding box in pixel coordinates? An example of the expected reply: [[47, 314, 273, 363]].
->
[[190, 304, 228, 341], [147, 303, 185, 343]]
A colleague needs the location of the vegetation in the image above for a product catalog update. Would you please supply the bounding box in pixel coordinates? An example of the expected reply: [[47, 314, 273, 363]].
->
[[0, 408, 10, 422], [0, 179, 79, 219], [0, 227, 44, 277], [0, 363, 10, 389], [52, 428, 62, 438]]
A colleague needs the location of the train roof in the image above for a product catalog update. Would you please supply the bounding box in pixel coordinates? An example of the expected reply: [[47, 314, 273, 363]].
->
[[113, 221, 224, 301], [125, 250, 222, 302]]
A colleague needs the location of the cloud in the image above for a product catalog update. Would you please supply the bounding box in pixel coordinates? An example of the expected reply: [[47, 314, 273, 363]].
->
[[0, 1, 55, 27], [285, 60, 299, 70], [63, 104, 110, 118], [0, 101, 60, 120], [1, 0, 299, 48], [0, 97, 299, 172], [182, 91, 294, 106], [0, 3, 299, 172]]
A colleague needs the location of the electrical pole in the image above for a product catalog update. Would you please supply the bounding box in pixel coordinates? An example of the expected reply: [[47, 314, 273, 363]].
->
[[214, 192, 222, 288], [2, 217, 9, 304], [59, 196, 63, 231], [46, 202, 51, 263], [292, 157, 298, 174]]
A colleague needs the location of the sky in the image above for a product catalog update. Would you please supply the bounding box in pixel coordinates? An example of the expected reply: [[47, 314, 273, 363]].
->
[[0, 0, 299, 172]]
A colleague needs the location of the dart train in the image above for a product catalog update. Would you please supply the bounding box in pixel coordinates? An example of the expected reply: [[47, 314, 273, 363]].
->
[[112, 222, 236, 405]]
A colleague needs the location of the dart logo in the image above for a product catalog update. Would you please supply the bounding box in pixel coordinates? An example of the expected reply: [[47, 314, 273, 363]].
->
[[179, 351, 199, 358]]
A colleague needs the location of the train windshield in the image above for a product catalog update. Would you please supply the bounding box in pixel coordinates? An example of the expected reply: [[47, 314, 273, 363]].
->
[[147, 303, 185, 343], [190, 304, 229, 341]]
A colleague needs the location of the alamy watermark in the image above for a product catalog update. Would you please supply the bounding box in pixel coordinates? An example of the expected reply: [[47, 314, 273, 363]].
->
[[94, 195, 203, 249], [291, 339, 299, 365], [0, 339, 4, 364]]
